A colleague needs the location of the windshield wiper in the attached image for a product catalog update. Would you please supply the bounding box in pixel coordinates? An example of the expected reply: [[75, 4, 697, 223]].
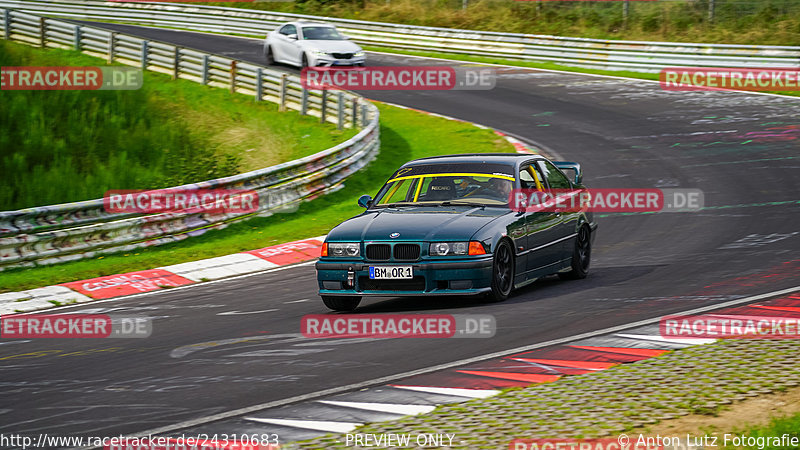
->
[[440, 201, 487, 208]]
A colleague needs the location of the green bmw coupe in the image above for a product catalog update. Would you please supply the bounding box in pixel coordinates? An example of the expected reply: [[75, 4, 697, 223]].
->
[[315, 153, 598, 311]]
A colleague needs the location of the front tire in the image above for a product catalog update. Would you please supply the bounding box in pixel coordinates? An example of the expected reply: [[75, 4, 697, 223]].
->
[[486, 239, 514, 302], [301, 53, 310, 68], [322, 295, 361, 312], [559, 225, 591, 280]]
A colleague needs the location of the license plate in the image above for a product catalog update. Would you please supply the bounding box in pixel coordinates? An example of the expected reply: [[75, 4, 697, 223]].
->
[[369, 266, 413, 279]]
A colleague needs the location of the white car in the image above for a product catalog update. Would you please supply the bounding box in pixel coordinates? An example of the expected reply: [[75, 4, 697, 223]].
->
[[264, 21, 366, 68]]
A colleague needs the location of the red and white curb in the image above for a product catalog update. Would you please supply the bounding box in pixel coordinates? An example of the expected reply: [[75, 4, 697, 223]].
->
[[0, 236, 326, 314]]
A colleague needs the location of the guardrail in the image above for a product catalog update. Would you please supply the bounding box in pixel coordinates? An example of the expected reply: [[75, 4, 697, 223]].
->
[[0, 7, 380, 270], [1, 0, 797, 72]]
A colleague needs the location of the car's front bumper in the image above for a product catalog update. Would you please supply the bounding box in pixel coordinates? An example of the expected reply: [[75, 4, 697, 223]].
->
[[316, 258, 494, 297], [312, 55, 366, 67]]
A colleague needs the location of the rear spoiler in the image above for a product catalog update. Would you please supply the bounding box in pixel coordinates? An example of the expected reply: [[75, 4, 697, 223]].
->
[[553, 161, 582, 185]]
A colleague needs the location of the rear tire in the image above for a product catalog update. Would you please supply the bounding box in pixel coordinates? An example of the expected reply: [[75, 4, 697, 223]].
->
[[559, 225, 591, 280], [265, 45, 275, 65], [486, 240, 514, 303], [322, 295, 361, 312]]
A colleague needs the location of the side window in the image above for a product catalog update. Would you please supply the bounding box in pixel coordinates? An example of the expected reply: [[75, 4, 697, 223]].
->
[[279, 25, 296, 36], [539, 160, 571, 190], [519, 164, 542, 191]]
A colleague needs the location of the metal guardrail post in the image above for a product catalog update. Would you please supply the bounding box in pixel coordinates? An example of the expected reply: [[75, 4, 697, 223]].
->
[[361, 104, 367, 127], [201, 54, 209, 85], [39, 16, 45, 48], [351, 98, 358, 129], [173, 47, 179, 80], [141, 40, 148, 69], [709, 0, 716, 23], [320, 88, 328, 124], [108, 32, 115, 63], [337, 92, 344, 130], [300, 88, 309, 116], [230, 60, 236, 93], [623, 0, 630, 25], [4, 9, 10, 41], [255, 67, 263, 102], [73, 25, 81, 51], [279, 73, 287, 111]]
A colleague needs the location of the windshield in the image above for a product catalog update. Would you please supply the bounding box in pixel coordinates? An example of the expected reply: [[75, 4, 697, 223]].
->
[[372, 172, 515, 207], [302, 26, 344, 40]]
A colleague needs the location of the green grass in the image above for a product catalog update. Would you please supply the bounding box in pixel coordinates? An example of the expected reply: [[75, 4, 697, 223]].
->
[[0, 103, 514, 292], [725, 413, 800, 449], [210, 0, 800, 45], [0, 40, 355, 210]]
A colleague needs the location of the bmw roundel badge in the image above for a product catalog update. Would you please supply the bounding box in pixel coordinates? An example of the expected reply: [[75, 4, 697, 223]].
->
[[390, 232, 400, 238]]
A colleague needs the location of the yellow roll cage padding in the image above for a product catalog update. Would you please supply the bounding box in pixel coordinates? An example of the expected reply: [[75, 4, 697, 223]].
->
[[383, 172, 517, 203]]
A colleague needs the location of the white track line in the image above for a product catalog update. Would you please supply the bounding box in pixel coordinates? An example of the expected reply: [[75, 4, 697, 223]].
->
[[391, 385, 500, 399], [318, 400, 436, 415], [243, 418, 361, 433]]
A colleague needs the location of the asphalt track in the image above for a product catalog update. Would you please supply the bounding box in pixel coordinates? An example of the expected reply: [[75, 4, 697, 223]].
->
[[1, 23, 799, 448]]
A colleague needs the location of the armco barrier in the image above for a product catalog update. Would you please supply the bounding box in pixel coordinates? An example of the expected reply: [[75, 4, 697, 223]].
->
[[0, 0, 797, 72], [0, 8, 380, 270]]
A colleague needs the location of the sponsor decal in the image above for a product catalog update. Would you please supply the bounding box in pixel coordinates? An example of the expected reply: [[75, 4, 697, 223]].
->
[[245, 238, 324, 265], [61, 269, 194, 299], [1, 66, 142, 90]]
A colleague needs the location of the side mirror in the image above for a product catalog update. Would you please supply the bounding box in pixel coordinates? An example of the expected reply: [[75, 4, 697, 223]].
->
[[288, 33, 298, 41], [358, 194, 372, 208]]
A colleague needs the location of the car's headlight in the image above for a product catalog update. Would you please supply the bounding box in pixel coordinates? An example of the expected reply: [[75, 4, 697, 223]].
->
[[354, 51, 365, 57], [429, 242, 468, 256], [323, 242, 360, 257], [311, 49, 329, 56], [429, 241, 487, 256]]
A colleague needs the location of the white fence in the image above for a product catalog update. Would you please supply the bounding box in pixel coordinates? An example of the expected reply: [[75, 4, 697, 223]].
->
[[0, 7, 380, 270], [1, 0, 797, 72]]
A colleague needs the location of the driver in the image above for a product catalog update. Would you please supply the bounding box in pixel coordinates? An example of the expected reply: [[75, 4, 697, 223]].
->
[[465, 177, 512, 201]]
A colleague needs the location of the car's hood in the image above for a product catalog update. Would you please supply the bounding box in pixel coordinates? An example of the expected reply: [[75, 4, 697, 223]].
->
[[328, 206, 510, 242], [299, 40, 362, 53]]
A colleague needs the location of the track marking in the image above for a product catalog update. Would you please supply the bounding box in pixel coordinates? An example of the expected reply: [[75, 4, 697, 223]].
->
[[243, 418, 361, 433], [391, 385, 500, 398], [318, 400, 435, 415], [216, 309, 279, 316], [102, 285, 799, 444], [614, 333, 715, 345]]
